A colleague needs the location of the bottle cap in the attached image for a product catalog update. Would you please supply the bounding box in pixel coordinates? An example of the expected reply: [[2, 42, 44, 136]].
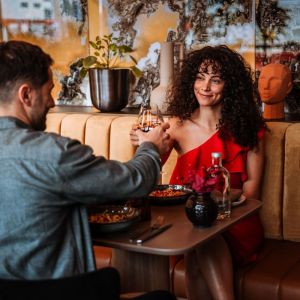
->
[[211, 152, 222, 158]]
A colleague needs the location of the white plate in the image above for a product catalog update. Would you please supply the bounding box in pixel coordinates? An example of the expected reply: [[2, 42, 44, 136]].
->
[[231, 194, 247, 207]]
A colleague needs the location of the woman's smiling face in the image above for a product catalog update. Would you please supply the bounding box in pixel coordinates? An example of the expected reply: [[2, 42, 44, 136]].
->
[[193, 63, 225, 107]]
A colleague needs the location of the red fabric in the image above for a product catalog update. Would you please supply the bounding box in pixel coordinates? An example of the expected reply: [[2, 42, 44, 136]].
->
[[169, 130, 264, 266], [223, 214, 264, 266]]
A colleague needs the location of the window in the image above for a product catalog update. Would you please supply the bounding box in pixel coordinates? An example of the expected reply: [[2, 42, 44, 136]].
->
[[44, 9, 52, 19], [33, 3, 41, 8], [20, 2, 28, 8]]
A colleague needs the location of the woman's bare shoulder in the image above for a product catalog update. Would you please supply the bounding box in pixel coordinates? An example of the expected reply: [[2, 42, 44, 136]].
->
[[166, 116, 191, 143]]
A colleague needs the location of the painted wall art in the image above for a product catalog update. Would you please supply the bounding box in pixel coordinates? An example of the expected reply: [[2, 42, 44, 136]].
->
[[255, 0, 300, 113], [0, 0, 91, 106], [1, 0, 299, 112]]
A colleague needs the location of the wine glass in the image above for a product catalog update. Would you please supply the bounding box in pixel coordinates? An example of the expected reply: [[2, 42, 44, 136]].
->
[[134, 105, 166, 184], [136, 105, 164, 132]]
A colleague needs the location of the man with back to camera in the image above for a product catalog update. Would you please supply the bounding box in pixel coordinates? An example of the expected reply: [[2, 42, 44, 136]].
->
[[0, 40, 173, 298]]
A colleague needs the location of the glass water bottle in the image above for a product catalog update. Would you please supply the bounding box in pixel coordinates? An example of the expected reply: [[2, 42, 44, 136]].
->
[[207, 152, 231, 220]]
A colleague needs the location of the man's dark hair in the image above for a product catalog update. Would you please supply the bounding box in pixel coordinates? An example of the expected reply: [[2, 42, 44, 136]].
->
[[0, 40, 53, 102]]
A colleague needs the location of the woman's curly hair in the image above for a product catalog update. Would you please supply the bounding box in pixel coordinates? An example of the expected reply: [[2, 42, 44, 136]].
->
[[166, 45, 266, 149]]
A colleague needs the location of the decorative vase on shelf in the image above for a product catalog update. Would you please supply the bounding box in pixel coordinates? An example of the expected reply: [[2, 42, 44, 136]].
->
[[185, 192, 218, 227], [150, 42, 174, 114]]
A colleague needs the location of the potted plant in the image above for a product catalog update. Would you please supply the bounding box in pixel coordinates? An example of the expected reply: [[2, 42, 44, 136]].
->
[[77, 33, 142, 112]]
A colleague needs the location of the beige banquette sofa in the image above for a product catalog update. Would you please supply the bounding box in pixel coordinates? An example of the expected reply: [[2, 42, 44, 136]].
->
[[46, 110, 300, 300]]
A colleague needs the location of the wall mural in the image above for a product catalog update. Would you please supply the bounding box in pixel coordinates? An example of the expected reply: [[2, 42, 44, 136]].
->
[[0, 0, 299, 113], [0, 0, 91, 106], [255, 0, 300, 113]]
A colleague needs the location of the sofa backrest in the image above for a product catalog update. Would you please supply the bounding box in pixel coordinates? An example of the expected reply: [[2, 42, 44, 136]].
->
[[46, 112, 300, 242], [283, 123, 300, 241]]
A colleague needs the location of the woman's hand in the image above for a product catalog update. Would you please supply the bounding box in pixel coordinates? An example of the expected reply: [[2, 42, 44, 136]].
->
[[228, 189, 243, 202], [131, 122, 171, 156], [130, 125, 140, 147]]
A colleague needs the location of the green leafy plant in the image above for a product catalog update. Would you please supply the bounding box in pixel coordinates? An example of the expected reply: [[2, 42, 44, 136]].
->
[[78, 33, 143, 78]]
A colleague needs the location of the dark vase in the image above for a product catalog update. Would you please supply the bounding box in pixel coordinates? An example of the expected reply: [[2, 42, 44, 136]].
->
[[185, 192, 218, 227]]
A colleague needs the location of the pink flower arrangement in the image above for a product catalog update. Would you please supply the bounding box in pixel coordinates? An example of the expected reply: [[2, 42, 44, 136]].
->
[[188, 167, 219, 193]]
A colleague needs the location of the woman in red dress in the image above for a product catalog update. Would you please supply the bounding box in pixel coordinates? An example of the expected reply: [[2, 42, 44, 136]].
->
[[132, 45, 266, 300], [164, 45, 266, 300]]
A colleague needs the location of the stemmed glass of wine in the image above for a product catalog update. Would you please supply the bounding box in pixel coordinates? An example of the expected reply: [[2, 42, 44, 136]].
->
[[135, 104, 164, 132], [134, 104, 166, 184]]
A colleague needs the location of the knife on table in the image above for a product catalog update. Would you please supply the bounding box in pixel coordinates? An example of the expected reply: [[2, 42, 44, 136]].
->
[[129, 215, 165, 242], [134, 223, 172, 244]]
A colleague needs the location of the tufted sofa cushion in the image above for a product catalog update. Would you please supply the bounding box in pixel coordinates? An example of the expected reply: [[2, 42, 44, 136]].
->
[[283, 123, 300, 241], [259, 122, 292, 239], [235, 239, 300, 300]]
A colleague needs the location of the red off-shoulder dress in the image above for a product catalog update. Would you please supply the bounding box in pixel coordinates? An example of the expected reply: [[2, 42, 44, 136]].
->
[[169, 130, 264, 266]]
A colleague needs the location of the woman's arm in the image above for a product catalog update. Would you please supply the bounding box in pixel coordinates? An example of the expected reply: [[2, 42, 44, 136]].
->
[[242, 138, 265, 199], [161, 139, 174, 165], [160, 117, 179, 165]]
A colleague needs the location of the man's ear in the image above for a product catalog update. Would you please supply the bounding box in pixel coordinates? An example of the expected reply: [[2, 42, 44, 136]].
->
[[18, 84, 32, 107]]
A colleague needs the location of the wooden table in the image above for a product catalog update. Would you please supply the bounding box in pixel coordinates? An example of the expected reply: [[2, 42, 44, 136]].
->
[[92, 199, 262, 293]]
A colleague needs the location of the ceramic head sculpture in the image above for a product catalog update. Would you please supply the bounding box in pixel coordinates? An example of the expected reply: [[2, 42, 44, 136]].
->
[[258, 63, 293, 119]]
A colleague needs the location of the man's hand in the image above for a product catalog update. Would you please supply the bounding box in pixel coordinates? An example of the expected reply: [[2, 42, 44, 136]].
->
[[130, 123, 171, 156]]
